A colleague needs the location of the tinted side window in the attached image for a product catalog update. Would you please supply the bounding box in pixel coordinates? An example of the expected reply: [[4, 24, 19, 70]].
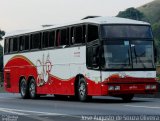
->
[[8, 39, 11, 53], [4, 39, 9, 54], [42, 32, 49, 48], [13, 38, 18, 52], [70, 25, 86, 45], [60, 29, 69, 46], [19, 36, 25, 51], [31, 33, 41, 49], [48, 31, 55, 47], [70, 27, 75, 45], [88, 25, 99, 42], [24, 35, 29, 50], [75, 26, 83, 44], [10, 38, 18, 52], [56, 30, 60, 47]]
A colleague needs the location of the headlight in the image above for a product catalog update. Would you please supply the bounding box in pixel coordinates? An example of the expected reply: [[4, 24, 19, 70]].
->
[[145, 85, 156, 90], [145, 85, 151, 90], [115, 86, 120, 90], [151, 85, 156, 89], [108, 86, 114, 91], [108, 86, 120, 91]]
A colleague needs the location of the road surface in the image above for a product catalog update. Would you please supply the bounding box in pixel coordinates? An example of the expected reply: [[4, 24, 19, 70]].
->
[[0, 93, 160, 121]]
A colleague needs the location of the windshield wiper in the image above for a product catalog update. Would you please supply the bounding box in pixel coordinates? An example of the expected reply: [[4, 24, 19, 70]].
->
[[132, 45, 146, 68]]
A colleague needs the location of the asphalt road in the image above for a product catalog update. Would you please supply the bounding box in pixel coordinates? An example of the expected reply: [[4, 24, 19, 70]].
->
[[0, 93, 160, 121]]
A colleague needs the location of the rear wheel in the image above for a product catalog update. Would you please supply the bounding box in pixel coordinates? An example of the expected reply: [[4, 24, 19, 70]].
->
[[20, 78, 29, 99], [29, 78, 39, 99], [122, 94, 134, 102], [78, 78, 91, 102]]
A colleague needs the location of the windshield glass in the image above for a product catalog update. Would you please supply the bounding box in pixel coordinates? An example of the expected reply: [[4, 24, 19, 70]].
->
[[131, 41, 154, 69], [101, 40, 155, 70], [101, 25, 153, 39], [102, 41, 131, 69]]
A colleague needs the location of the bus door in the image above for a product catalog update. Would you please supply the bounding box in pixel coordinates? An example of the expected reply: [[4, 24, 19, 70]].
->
[[86, 40, 102, 95]]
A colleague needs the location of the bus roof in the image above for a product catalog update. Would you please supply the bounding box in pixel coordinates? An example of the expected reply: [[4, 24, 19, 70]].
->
[[5, 16, 150, 37]]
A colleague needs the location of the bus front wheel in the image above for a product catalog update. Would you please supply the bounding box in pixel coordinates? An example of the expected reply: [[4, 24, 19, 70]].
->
[[20, 78, 29, 99]]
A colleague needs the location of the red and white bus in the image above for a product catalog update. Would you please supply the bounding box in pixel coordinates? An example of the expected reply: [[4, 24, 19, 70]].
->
[[3, 16, 158, 102]]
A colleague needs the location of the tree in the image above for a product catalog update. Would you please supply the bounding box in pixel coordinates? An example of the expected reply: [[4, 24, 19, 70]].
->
[[0, 29, 5, 40], [117, 7, 147, 21], [152, 22, 160, 63]]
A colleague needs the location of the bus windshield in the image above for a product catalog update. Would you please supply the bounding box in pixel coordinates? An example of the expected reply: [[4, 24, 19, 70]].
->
[[101, 25, 153, 39], [101, 40, 155, 70]]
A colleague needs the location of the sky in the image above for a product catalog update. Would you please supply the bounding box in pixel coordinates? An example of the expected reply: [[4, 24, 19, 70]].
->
[[0, 0, 154, 45]]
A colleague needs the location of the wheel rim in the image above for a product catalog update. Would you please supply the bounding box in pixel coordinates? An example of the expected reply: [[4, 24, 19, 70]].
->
[[29, 82, 35, 97], [79, 82, 86, 98], [21, 80, 26, 96]]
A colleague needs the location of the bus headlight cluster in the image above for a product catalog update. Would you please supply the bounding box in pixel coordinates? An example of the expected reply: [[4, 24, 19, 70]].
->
[[145, 85, 156, 90], [108, 86, 120, 91]]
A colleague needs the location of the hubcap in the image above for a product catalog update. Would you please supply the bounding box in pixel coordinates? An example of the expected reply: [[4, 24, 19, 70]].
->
[[79, 83, 86, 97], [30, 82, 35, 97], [21, 80, 26, 96]]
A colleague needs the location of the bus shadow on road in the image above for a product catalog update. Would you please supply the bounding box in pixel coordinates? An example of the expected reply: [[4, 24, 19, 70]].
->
[[30, 95, 152, 104]]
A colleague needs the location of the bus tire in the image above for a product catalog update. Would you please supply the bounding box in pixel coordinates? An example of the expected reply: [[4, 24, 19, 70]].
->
[[122, 94, 134, 102], [29, 78, 38, 99], [78, 78, 90, 102], [20, 78, 29, 99]]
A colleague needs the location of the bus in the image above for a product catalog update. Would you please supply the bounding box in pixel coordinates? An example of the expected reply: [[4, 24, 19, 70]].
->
[[3, 16, 158, 102]]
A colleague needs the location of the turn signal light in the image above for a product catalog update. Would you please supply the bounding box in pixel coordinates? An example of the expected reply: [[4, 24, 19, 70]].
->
[[145, 85, 156, 90]]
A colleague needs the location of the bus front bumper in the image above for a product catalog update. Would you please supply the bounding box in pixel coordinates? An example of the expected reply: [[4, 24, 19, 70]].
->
[[101, 82, 158, 96]]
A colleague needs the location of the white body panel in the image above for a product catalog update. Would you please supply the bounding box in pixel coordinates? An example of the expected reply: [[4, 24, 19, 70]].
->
[[4, 45, 156, 84]]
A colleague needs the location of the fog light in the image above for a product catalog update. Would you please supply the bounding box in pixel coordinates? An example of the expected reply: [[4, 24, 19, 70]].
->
[[151, 85, 156, 89], [115, 86, 120, 90], [145, 85, 151, 90], [108, 86, 114, 91]]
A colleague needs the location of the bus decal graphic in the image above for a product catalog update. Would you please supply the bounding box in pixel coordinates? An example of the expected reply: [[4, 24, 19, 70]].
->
[[36, 54, 53, 86]]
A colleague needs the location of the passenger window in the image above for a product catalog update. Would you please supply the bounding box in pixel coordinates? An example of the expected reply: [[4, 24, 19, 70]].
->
[[19, 36, 25, 51], [60, 29, 69, 46], [4, 39, 9, 54], [75, 26, 83, 44], [88, 25, 98, 42], [31, 33, 41, 49], [24, 35, 29, 50], [70, 25, 86, 45], [13, 38, 18, 52], [42, 31, 49, 48], [10, 38, 18, 52], [55, 29, 69, 47], [56, 30, 60, 47], [70, 27, 75, 45], [48, 31, 55, 47]]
